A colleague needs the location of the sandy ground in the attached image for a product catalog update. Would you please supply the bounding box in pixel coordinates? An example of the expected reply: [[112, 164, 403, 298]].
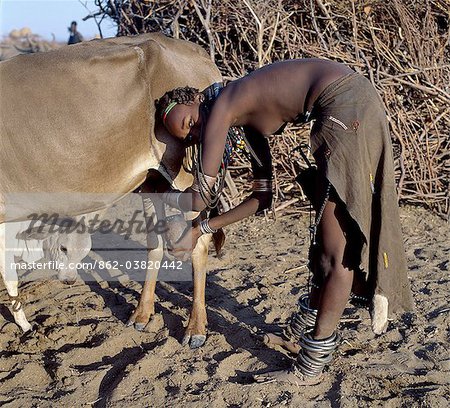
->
[[1, 204, 449, 407]]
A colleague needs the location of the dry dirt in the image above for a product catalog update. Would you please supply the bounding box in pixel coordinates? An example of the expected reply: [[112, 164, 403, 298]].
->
[[1, 205, 449, 407]]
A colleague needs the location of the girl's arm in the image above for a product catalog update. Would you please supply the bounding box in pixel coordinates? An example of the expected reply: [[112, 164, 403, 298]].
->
[[170, 130, 273, 257], [201, 128, 273, 230]]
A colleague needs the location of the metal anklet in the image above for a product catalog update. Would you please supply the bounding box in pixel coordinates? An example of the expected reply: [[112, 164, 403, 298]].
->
[[285, 293, 318, 341], [252, 179, 273, 192], [295, 331, 339, 377]]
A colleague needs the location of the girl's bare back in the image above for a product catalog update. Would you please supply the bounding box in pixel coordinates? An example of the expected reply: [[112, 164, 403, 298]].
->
[[224, 59, 354, 135]]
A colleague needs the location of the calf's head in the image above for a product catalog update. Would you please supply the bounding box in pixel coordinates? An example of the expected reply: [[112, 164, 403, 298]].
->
[[21, 222, 92, 284]]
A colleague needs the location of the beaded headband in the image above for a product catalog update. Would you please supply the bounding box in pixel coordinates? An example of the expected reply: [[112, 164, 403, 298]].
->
[[162, 101, 178, 124]]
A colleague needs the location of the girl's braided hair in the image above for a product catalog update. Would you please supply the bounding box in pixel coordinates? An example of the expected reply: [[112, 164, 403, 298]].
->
[[156, 86, 203, 117]]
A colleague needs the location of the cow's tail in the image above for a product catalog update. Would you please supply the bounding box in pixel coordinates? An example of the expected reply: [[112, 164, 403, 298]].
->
[[209, 207, 225, 258]]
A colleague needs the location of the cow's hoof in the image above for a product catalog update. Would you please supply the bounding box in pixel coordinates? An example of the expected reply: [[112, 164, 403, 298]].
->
[[126, 318, 149, 331], [16, 319, 33, 333], [190, 335, 207, 349], [182, 333, 207, 349], [134, 322, 147, 331], [19, 326, 36, 341], [127, 308, 154, 331], [20, 323, 33, 333]]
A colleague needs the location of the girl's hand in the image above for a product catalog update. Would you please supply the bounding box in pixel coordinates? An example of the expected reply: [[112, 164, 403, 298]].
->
[[168, 225, 202, 261]]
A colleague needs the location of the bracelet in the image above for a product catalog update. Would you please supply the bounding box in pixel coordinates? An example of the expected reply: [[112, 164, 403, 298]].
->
[[199, 218, 217, 235], [252, 179, 273, 192]]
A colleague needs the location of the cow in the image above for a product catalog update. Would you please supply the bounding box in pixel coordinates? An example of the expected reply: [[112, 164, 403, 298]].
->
[[0, 33, 221, 347], [0, 219, 91, 332]]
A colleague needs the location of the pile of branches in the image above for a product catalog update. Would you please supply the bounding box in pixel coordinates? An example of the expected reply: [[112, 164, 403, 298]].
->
[[92, 0, 449, 218]]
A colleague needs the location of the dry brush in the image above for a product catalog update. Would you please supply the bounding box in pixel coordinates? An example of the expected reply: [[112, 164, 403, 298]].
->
[[91, 0, 449, 219]]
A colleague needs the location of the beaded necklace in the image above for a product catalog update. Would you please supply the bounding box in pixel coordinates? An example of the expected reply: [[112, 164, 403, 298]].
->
[[222, 126, 247, 167], [194, 82, 261, 208]]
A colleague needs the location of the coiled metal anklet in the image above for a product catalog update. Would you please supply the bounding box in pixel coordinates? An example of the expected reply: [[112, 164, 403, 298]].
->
[[285, 293, 318, 341], [295, 331, 339, 377]]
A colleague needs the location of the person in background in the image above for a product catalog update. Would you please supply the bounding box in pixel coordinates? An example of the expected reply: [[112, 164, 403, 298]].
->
[[68, 21, 83, 45]]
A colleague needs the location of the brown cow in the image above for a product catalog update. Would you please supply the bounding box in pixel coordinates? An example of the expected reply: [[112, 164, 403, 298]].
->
[[0, 33, 220, 347]]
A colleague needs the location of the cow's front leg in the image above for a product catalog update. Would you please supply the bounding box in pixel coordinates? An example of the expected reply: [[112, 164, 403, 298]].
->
[[1, 259, 32, 332], [127, 192, 164, 331], [1, 228, 31, 332], [182, 233, 210, 349], [127, 245, 162, 331]]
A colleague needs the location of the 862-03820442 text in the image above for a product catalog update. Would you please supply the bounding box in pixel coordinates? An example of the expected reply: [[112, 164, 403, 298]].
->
[[10, 259, 184, 271]]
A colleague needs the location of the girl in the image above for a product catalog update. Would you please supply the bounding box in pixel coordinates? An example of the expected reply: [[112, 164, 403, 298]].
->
[[157, 59, 413, 385]]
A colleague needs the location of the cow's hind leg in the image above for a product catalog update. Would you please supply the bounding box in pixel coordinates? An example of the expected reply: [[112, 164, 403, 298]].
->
[[182, 234, 209, 349]]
